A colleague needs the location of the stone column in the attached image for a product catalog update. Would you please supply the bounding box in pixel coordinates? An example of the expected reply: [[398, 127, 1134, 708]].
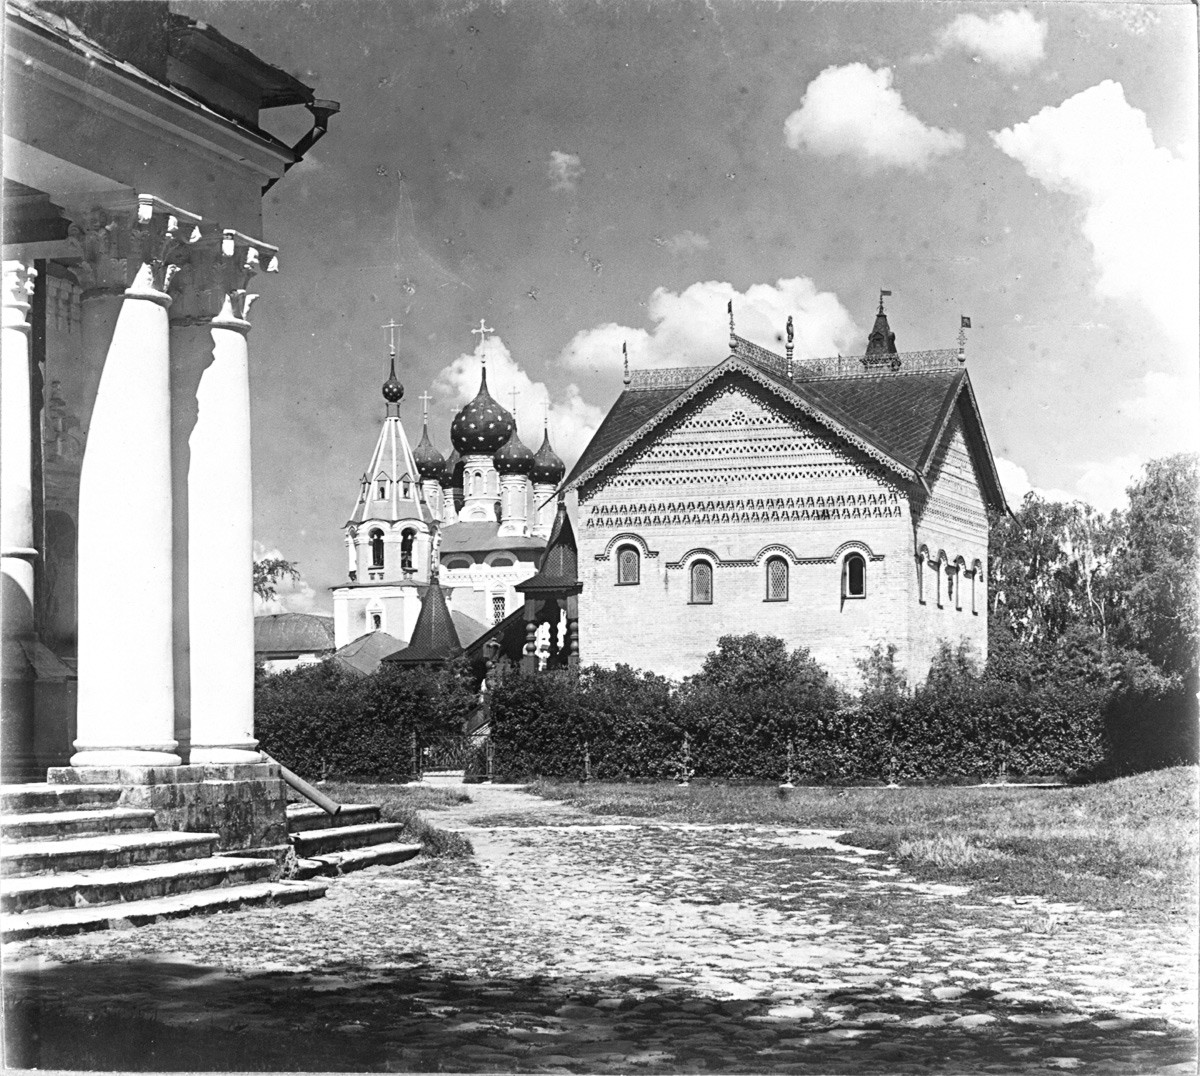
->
[[71, 196, 200, 768], [181, 232, 276, 764], [2, 259, 38, 772]]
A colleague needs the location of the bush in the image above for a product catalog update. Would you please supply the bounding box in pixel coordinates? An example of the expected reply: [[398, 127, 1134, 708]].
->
[[254, 659, 476, 781]]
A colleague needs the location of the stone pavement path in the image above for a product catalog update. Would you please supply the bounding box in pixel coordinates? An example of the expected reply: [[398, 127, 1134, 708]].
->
[[3, 784, 1196, 1073]]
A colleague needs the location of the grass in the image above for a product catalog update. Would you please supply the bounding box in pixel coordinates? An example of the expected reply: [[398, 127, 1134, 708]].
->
[[320, 781, 474, 857], [532, 767, 1199, 918]]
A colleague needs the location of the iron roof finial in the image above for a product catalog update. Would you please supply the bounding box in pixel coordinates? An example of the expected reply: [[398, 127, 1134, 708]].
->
[[728, 299, 737, 350], [622, 341, 630, 386]]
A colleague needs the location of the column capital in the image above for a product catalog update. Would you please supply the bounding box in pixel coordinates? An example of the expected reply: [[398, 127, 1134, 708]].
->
[[3, 260, 37, 333], [169, 228, 279, 328], [65, 194, 201, 299]]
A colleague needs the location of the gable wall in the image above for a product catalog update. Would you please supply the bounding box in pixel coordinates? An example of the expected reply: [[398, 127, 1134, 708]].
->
[[908, 403, 990, 678], [576, 381, 918, 685]]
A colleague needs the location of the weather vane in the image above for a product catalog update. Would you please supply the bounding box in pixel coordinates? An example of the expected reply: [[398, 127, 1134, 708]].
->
[[878, 289, 892, 315]]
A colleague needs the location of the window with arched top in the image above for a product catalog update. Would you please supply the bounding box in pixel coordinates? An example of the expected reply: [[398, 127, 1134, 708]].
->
[[369, 528, 385, 569], [690, 560, 713, 604], [377, 480, 387, 499], [471, 470, 483, 495], [843, 553, 866, 599], [492, 595, 506, 624], [617, 545, 640, 585], [370, 611, 383, 631], [446, 557, 473, 571], [400, 528, 415, 570], [765, 556, 788, 601], [491, 556, 514, 568]]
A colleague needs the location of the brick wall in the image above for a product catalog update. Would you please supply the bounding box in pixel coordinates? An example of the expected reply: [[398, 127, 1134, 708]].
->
[[576, 378, 990, 688]]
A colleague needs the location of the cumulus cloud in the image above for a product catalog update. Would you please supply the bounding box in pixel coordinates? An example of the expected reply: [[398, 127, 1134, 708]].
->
[[547, 150, 583, 191], [557, 277, 860, 377], [434, 334, 605, 466], [252, 542, 318, 615], [995, 456, 1143, 514], [928, 9, 1047, 72], [661, 230, 710, 255], [784, 63, 964, 172], [991, 80, 1198, 352]]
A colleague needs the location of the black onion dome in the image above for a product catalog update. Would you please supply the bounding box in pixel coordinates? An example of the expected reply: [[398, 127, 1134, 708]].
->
[[449, 368, 516, 455], [494, 429, 536, 475], [440, 448, 464, 489], [531, 428, 565, 485], [413, 422, 446, 481], [382, 357, 404, 403]]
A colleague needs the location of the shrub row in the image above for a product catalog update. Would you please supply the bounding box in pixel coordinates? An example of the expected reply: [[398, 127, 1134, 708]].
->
[[254, 659, 476, 781], [488, 633, 1190, 783]]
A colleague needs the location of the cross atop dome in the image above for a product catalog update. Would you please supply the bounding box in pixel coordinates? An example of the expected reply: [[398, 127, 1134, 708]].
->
[[381, 318, 404, 408]]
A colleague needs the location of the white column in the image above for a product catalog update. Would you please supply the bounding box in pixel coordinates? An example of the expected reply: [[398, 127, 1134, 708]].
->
[[2, 260, 37, 633], [73, 197, 200, 767], [186, 232, 275, 763], [2, 260, 38, 770]]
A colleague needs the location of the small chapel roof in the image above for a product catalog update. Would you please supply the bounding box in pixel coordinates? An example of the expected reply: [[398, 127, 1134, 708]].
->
[[383, 582, 462, 665], [516, 498, 582, 595]]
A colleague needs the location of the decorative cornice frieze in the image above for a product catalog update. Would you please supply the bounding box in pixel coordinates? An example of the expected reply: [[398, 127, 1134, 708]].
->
[[169, 229, 279, 326], [2, 260, 37, 331], [65, 195, 201, 297]]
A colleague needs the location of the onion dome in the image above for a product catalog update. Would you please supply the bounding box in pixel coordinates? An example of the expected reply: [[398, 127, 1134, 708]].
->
[[413, 420, 446, 482], [531, 428, 565, 486], [449, 367, 515, 455], [440, 448, 464, 489], [494, 429, 536, 475], [382, 354, 404, 403]]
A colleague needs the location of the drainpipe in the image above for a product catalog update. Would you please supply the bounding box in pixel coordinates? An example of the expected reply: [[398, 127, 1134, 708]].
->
[[263, 99, 341, 195]]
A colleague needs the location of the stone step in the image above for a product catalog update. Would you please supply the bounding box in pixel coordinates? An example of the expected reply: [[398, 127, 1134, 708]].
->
[[1, 879, 328, 941], [2, 830, 219, 877], [292, 842, 422, 879], [0, 783, 124, 814], [291, 822, 404, 858], [1, 855, 277, 915], [1, 807, 156, 842], [286, 803, 381, 832]]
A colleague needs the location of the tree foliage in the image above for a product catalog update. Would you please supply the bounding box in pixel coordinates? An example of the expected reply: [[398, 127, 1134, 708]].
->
[[253, 557, 301, 602]]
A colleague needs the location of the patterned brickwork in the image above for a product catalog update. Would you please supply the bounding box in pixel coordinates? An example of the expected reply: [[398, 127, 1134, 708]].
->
[[576, 383, 989, 687]]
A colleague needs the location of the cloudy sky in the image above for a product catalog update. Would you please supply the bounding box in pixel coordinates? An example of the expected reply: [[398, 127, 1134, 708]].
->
[[175, 0, 1198, 615]]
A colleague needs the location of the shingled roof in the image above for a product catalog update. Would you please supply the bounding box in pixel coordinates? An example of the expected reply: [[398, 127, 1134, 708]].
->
[[383, 582, 462, 665], [562, 335, 1006, 512]]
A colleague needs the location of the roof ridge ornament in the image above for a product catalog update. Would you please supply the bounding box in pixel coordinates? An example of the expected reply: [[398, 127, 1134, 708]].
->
[[785, 316, 794, 379], [622, 341, 630, 386], [958, 315, 971, 364], [728, 299, 737, 351]]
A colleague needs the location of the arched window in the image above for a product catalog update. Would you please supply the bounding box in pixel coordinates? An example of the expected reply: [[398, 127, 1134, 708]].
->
[[400, 528, 415, 570], [446, 557, 473, 571], [370, 611, 383, 631], [765, 556, 788, 601], [843, 553, 866, 599], [690, 560, 713, 604], [471, 470, 483, 495], [377, 480, 387, 500], [490, 556, 514, 568], [617, 545, 640, 585], [369, 528, 385, 569]]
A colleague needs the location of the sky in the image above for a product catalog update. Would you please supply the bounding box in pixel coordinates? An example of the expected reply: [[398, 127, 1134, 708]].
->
[[174, 0, 1199, 615]]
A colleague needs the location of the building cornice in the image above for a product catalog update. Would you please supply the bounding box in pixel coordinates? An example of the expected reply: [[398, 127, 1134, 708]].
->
[[6, 12, 295, 182]]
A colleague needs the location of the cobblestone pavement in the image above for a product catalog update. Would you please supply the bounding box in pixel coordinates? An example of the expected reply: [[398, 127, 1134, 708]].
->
[[4, 785, 1197, 1073]]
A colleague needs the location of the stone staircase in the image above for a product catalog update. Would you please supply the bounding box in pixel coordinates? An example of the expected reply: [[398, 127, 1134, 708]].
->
[[286, 801, 421, 878], [1, 783, 327, 941]]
